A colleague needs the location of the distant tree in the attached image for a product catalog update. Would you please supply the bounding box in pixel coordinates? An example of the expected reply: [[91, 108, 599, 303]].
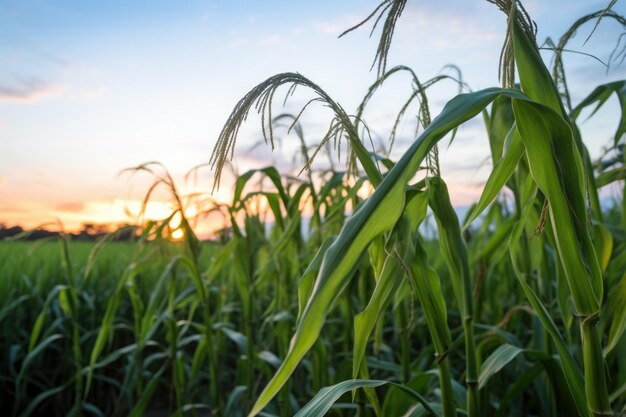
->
[[0, 225, 24, 239]]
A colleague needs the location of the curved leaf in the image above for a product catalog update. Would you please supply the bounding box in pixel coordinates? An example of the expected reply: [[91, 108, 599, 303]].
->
[[478, 344, 523, 389], [293, 379, 437, 417], [512, 99, 603, 315], [571, 80, 626, 146]]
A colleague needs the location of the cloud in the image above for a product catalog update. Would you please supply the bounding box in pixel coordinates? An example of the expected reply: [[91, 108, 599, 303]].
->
[[312, 4, 500, 47], [0, 204, 27, 213], [0, 121, 6, 130], [395, 4, 501, 47], [55, 202, 86, 213], [0, 77, 63, 103]]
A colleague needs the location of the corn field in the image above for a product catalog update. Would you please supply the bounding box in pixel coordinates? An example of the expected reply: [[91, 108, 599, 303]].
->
[[2, 1, 626, 416]]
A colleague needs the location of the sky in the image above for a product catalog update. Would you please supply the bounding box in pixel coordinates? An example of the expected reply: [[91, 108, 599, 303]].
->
[[1, 0, 624, 235]]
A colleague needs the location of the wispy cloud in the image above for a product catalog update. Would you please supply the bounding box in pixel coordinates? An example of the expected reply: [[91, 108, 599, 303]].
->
[[55, 202, 85, 213], [396, 4, 501, 47], [312, 4, 500, 47], [0, 77, 63, 103], [0, 203, 28, 213]]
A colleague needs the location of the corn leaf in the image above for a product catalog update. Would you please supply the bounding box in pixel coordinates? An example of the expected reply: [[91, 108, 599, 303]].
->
[[293, 379, 437, 417], [478, 344, 523, 389], [605, 271, 626, 356], [512, 99, 603, 315], [509, 205, 590, 417], [571, 80, 626, 146], [464, 126, 524, 228]]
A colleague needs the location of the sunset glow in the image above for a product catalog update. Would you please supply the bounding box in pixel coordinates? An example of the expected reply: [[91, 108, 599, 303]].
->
[[171, 228, 184, 241]]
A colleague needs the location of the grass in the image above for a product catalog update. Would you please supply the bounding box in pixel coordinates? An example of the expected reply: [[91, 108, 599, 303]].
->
[[2, 1, 626, 416]]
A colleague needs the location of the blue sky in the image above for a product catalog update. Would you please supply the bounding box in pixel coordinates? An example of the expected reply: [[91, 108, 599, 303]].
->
[[0, 0, 624, 232]]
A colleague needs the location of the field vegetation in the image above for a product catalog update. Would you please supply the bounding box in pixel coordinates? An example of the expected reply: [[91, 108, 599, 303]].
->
[[2, 1, 626, 416]]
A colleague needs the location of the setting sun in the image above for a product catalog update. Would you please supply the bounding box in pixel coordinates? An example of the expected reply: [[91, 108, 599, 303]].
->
[[171, 228, 184, 240]]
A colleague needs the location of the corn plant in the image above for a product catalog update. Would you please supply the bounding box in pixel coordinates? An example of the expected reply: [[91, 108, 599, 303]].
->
[[210, 1, 626, 416]]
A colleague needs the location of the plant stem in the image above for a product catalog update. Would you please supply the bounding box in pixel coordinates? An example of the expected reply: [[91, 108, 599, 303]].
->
[[464, 317, 479, 417], [438, 356, 457, 417], [581, 315, 612, 417]]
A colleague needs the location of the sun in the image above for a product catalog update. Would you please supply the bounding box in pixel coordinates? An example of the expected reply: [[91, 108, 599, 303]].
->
[[171, 228, 184, 241]]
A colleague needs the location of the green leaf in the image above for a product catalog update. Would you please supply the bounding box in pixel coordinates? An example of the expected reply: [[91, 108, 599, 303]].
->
[[127, 366, 166, 417], [596, 166, 626, 187], [512, 16, 563, 114], [18, 380, 72, 417], [296, 237, 336, 324], [509, 205, 590, 417], [571, 80, 626, 146], [353, 254, 403, 379], [606, 271, 626, 356], [494, 363, 543, 417], [353, 191, 429, 380], [513, 99, 603, 315], [86, 262, 144, 395], [16, 334, 64, 396], [464, 126, 524, 228], [28, 285, 69, 352], [428, 177, 471, 319], [233, 166, 289, 209], [406, 235, 451, 357], [225, 386, 248, 416], [486, 94, 515, 162], [293, 379, 438, 417], [382, 372, 437, 417], [478, 344, 523, 389], [427, 177, 477, 416], [592, 223, 613, 274]]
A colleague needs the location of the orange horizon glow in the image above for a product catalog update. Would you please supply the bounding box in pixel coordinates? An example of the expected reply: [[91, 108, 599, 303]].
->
[[0, 174, 237, 239], [0, 199, 231, 240], [1, 166, 493, 239]]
